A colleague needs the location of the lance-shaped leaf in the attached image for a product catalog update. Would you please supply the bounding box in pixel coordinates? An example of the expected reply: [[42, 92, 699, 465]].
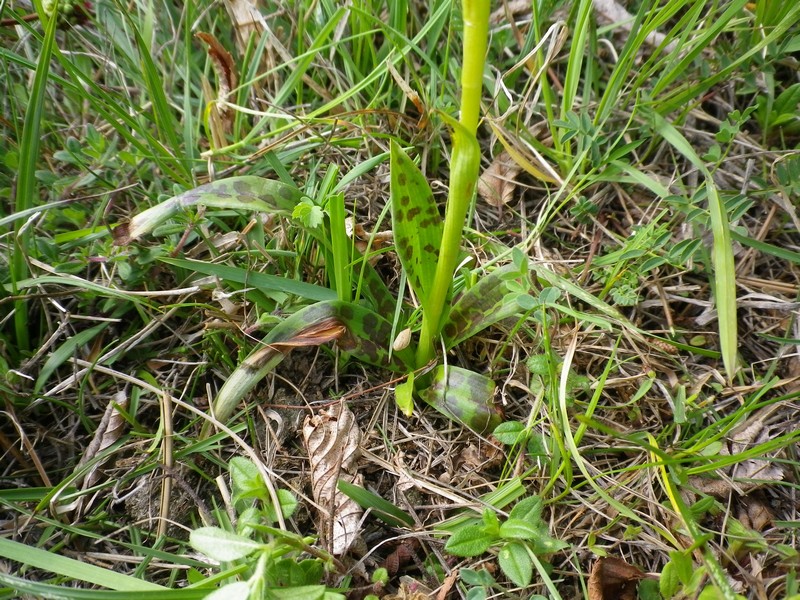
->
[[202, 301, 414, 437], [441, 262, 535, 350], [112, 176, 303, 245], [390, 142, 444, 313], [418, 365, 503, 434]]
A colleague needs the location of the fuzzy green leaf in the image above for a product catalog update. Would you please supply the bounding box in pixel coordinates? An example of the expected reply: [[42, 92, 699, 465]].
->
[[189, 527, 262, 562], [419, 365, 503, 433], [499, 519, 540, 541], [444, 525, 497, 557], [493, 421, 527, 445], [230, 456, 266, 503], [390, 141, 443, 313], [205, 581, 250, 600], [264, 489, 299, 523], [498, 541, 533, 587], [508, 496, 544, 525]]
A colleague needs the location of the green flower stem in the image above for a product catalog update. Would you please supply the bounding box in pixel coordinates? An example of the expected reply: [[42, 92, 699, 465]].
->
[[458, 0, 490, 136], [415, 0, 489, 367]]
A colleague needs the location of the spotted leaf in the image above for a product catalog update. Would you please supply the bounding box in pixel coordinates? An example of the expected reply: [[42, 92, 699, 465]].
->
[[418, 365, 503, 433], [390, 142, 443, 313], [441, 262, 535, 350], [203, 300, 414, 437], [113, 176, 302, 245]]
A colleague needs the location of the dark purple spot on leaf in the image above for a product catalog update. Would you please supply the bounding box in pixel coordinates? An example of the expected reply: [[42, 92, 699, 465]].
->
[[362, 313, 379, 334], [407, 207, 421, 220], [233, 180, 249, 196], [400, 195, 411, 207], [423, 243, 437, 254], [397, 173, 407, 185], [339, 304, 355, 322]]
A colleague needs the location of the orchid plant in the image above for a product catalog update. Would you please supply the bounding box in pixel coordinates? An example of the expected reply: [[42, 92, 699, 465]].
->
[[114, 0, 538, 434]]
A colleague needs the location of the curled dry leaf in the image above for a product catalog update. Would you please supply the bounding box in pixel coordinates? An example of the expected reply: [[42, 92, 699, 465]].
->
[[195, 32, 238, 103], [478, 151, 521, 207], [302, 404, 363, 555], [57, 391, 129, 518], [588, 557, 645, 600], [79, 390, 130, 489]]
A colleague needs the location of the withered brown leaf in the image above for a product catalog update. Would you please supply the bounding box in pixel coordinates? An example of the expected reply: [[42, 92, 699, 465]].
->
[[477, 151, 521, 207], [303, 405, 363, 555], [588, 557, 645, 600]]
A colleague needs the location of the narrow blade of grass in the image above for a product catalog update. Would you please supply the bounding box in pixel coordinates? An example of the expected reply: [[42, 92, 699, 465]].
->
[[11, 7, 59, 352], [0, 537, 165, 591]]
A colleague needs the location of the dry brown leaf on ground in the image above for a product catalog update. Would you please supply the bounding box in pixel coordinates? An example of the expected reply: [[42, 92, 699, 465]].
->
[[302, 404, 363, 555], [54, 390, 129, 518], [477, 151, 521, 207], [689, 404, 786, 498], [588, 557, 646, 600]]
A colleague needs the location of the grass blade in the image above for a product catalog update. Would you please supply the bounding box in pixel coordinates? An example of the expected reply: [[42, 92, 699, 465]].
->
[[159, 258, 335, 303], [706, 180, 737, 379], [337, 480, 415, 527], [649, 111, 737, 379], [11, 6, 59, 352], [0, 537, 165, 591]]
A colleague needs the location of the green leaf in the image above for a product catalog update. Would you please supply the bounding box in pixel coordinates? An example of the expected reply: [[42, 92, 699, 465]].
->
[[390, 141, 443, 313], [395, 372, 415, 417], [267, 585, 327, 600], [508, 497, 544, 526], [481, 509, 500, 537], [444, 525, 497, 557], [160, 257, 335, 303], [659, 560, 680, 598], [499, 519, 540, 541], [293, 198, 325, 228], [441, 263, 532, 349], [189, 527, 262, 562], [460, 568, 496, 587], [337, 480, 415, 527], [668, 550, 693, 585], [204, 300, 413, 436], [264, 489, 299, 523], [706, 180, 738, 380], [34, 323, 109, 392], [492, 421, 526, 445], [205, 581, 251, 600], [230, 456, 265, 503], [418, 365, 503, 433], [498, 541, 533, 587], [0, 537, 165, 591], [112, 176, 303, 245]]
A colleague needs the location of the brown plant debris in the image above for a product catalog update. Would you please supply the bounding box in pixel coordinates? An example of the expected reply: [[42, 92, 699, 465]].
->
[[302, 404, 364, 556], [477, 151, 521, 207], [588, 556, 647, 600]]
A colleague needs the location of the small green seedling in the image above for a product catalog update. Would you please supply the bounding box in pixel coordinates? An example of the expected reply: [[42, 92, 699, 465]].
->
[[443, 496, 567, 589]]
